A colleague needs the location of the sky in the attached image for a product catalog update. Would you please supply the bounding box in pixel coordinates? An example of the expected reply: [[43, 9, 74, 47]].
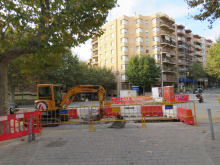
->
[[72, 0, 220, 61]]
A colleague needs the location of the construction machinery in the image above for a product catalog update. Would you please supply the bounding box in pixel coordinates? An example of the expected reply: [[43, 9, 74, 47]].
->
[[34, 84, 106, 122]]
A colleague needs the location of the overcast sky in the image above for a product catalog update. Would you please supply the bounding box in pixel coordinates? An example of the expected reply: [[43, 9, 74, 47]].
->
[[72, 0, 220, 61]]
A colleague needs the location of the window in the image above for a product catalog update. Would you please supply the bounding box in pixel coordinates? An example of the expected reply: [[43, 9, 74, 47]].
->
[[154, 54, 160, 60], [92, 59, 96, 62], [121, 37, 128, 43], [146, 29, 148, 35], [121, 74, 127, 80], [111, 66, 114, 72], [146, 47, 149, 53], [121, 55, 128, 61], [111, 49, 114, 54], [105, 44, 107, 49], [100, 54, 102, 58], [136, 18, 142, 24], [136, 28, 143, 33], [111, 41, 114, 46], [121, 64, 127, 70], [136, 46, 143, 51], [100, 47, 102, 51], [105, 52, 108, 57], [100, 62, 102, 66], [145, 20, 148, 26], [100, 39, 102, 43], [153, 45, 159, 51], [153, 36, 159, 42], [121, 28, 128, 34], [121, 19, 128, 25], [111, 58, 114, 63], [111, 33, 114, 38], [152, 27, 159, 33], [121, 46, 128, 52], [152, 18, 159, 24], [146, 38, 148, 44], [111, 24, 114, 30], [136, 37, 143, 42], [105, 36, 108, 40], [105, 60, 108, 65]]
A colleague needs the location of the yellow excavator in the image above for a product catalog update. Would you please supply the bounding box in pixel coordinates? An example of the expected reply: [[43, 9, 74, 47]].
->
[[35, 84, 126, 128], [34, 84, 106, 122]]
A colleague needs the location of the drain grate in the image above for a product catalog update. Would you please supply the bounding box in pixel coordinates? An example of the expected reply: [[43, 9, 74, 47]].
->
[[45, 141, 67, 147]]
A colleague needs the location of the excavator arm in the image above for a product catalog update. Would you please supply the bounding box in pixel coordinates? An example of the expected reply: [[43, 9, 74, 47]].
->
[[60, 85, 106, 110]]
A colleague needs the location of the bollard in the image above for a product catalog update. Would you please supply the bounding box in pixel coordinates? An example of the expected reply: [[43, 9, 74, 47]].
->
[[28, 115, 35, 143], [207, 109, 215, 140]]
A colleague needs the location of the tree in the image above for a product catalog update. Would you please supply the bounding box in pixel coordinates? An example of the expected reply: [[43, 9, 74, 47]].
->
[[185, 0, 220, 28], [126, 55, 161, 94], [205, 39, 220, 78], [188, 62, 206, 87], [46, 50, 81, 87], [0, 0, 117, 115], [77, 62, 114, 90]]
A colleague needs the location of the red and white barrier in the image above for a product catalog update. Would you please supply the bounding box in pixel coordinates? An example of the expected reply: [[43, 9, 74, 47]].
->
[[0, 112, 42, 141]]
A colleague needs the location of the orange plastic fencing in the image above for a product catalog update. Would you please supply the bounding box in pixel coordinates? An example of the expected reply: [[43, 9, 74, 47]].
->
[[0, 111, 42, 141]]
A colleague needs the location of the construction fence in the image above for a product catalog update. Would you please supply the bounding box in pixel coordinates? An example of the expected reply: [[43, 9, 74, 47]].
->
[[13, 101, 197, 131]]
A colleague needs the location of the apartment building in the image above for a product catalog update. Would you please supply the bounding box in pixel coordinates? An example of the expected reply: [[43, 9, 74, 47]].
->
[[177, 24, 213, 89], [91, 13, 213, 96]]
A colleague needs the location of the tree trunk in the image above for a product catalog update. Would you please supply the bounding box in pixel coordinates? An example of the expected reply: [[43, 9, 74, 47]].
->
[[142, 86, 145, 96], [0, 62, 9, 115], [0, 62, 9, 135], [10, 87, 15, 104]]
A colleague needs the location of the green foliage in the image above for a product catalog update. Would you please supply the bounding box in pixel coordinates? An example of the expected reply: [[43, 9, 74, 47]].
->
[[188, 62, 206, 79], [185, 0, 220, 28], [126, 55, 161, 91], [0, 0, 118, 61], [205, 39, 220, 78], [77, 63, 114, 90]]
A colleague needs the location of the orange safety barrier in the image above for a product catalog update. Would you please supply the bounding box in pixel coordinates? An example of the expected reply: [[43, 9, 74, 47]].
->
[[0, 112, 42, 141], [142, 105, 163, 117], [103, 107, 119, 118], [68, 108, 79, 119], [177, 107, 194, 125], [178, 94, 189, 102]]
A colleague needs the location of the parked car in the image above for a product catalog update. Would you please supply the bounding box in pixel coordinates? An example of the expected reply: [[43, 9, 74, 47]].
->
[[10, 103, 19, 114], [193, 88, 202, 94]]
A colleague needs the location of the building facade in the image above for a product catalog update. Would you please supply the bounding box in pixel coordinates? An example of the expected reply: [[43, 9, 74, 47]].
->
[[91, 13, 213, 96]]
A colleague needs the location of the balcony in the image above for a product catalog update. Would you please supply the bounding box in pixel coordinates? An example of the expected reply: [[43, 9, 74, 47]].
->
[[194, 51, 202, 57], [162, 58, 171, 64], [163, 77, 177, 82], [194, 38, 202, 44], [160, 13, 169, 20], [178, 37, 185, 42], [177, 29, 185, 35], [195, 45, 202, 51], [169, 24, 175, 32], [206, 42, 212, 47], [160, 21, 169, 29], [178, 53, 186, 58], [91, 46, 98, 51]]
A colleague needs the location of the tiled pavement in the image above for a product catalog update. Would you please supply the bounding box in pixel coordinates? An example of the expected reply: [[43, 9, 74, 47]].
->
[[0, 121, 220, 165]]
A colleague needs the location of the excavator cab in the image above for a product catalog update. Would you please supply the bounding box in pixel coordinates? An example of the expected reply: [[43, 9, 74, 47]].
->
[[35, 84, 63, 110]]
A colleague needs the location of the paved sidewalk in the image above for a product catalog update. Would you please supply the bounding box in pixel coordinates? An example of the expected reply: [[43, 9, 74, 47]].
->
[[0, 121, 220, 165]]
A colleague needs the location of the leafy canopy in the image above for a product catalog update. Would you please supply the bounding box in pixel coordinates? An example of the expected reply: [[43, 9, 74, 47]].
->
[[185, 0, 220, 28], [205, 39, 220, 78], [126, 55, 161, 89], [188, 62, 206, 79], [0, 0, 118, 62]]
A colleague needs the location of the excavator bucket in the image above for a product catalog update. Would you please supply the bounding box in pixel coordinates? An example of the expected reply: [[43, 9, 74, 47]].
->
[[108, 114, 126, 129]]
